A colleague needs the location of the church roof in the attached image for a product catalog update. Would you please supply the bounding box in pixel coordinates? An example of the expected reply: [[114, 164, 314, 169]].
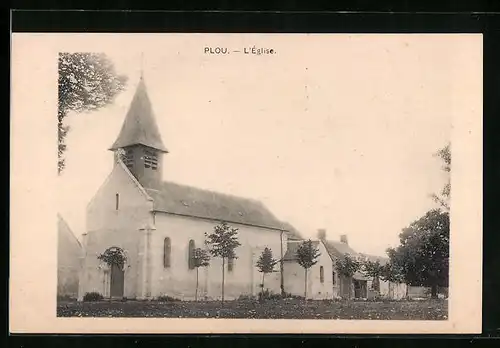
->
[[280, 221, 304, 240], [145, 182, 287, 231], [109, 77, 168, 152]]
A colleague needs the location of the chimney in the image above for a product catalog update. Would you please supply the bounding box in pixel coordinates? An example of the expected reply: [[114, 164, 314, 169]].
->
[[317, 229, 326, 240], [340, 234, 348, 245]]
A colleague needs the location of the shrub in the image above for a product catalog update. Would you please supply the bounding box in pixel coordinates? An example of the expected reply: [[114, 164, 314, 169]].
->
[[258, 290, 284, 302], [237, 294, 256, 301], [156, 295, 180, 302], [282, 292, 305, 300], [258, 289, 272, 301], [439, 287, 449, 298], [83, 292, 104, 302], [268, 293, 283, 300]]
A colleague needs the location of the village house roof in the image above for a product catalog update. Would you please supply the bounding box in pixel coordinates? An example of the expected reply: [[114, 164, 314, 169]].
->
[[57, 213, 82, 248], [283, 240, 321, 261], [109, 77, 168, 152], [322, 239, 371, 281], [145, 182, 287, 231], [322, 239, 359, 259]]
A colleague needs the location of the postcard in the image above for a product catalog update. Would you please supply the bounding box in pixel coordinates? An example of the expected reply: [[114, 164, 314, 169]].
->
[[10, 33, 482, 333]]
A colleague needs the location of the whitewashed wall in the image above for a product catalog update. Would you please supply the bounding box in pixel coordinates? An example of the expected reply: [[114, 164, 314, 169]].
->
[[283, 241, 334, 300], [151, 213, 285, 300], [79, 163, 154, 300]]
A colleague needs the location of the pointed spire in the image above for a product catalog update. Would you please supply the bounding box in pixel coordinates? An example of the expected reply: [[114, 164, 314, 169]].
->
[[109, 77, 168, 153]]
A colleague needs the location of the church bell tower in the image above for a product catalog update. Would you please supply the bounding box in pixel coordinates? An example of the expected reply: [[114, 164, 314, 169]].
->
[[109, 76, 168, 190]]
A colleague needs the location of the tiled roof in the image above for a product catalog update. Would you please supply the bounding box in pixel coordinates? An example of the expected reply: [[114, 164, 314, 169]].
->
[[281, 221, 304, 240], [109, 78, 168, 152], [146, 182, 286, 231], [323, 239, 359, 259], [322, 239, 370, 280], [283, 240, 320, 261]]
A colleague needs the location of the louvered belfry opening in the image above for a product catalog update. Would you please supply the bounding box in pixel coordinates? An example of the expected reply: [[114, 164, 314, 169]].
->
[[144, 148, 158, 170], [122, 148, 134, 170]]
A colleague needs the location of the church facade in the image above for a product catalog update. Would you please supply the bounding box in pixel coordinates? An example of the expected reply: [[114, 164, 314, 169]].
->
[[78, 77, 290, 301]]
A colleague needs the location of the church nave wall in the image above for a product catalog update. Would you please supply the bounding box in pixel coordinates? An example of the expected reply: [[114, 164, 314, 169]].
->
[[148, 213, 284, 300]]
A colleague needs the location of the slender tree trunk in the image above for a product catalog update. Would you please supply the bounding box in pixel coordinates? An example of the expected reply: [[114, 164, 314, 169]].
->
[[108, 265, 112, 301], [304, 268, 308, 299], [221, 257, 225, 305], [431, 284, 438, 299], [195, 268, 199, 302], [280, 230, 285, 296], [262, 272, 265, 293], [348, 277, 352, 300]]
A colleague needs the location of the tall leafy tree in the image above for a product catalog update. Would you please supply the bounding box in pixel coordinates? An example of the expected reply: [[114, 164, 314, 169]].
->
[[205, 221, 241, 304], [431, 143, 451, 212], [361, 259, 384, 292], [387, 209, 449, 298], [380, 258, 406, 284], [256, 247, 278, 294], [58, 52, 127, 173], [192, 248, 210, 301], [335, 254, 361, 299], [361, 258, 406, 293], [296, 240, 321, 299]]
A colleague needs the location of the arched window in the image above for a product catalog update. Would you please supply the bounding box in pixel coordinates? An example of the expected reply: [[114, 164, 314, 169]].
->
[[188, 240, 195, 270], [320, 266, 324, 283], [163, 238, 171, 268], [227, 257, 234, 272]]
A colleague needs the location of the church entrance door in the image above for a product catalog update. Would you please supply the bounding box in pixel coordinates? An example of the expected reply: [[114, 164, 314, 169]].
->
[[110, 263, 124, 298]]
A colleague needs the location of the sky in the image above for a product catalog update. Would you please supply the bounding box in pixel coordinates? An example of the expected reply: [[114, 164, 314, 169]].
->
[[57, 35, 451, 257]]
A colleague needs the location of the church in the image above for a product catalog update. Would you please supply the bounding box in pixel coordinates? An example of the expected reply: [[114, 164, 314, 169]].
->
[[77, 76, 292, 301], [75, 75, 408, 302]]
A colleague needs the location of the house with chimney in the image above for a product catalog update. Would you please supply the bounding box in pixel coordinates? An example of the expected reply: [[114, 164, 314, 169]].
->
[[319, 231, 372, 299], [282, 238, 336, 300], [280, 228, 365, 300], [320, 230, 407, 300], [280, 226, 409, 300]]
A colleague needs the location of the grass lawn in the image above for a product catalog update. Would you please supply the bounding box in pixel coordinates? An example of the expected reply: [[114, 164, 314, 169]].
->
[[57, 298, 448, 320]]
